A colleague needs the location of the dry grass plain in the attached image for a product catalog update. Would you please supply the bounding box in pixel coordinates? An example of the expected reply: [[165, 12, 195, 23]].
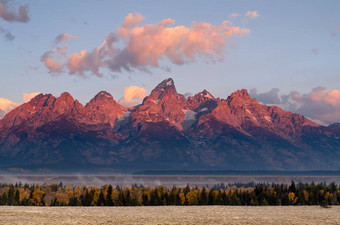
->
[[0, 206, 340, 225]]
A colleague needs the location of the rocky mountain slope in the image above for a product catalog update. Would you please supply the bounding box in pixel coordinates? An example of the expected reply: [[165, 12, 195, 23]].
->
[[0, 78, 339, 171]]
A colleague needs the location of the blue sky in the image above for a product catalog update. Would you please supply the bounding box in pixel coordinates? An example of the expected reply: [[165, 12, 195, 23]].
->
[[1, 0, 340, 124]]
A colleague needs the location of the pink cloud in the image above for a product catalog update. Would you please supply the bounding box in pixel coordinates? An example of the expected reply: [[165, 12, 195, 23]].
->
[[23, 92, 41, 103], [113, 17, 249, 69], [0, 97, 18, 117], [312, 48, 318, 54], [54, 33, 79, 45], [65, 33, 118, 76], [251, 87, 340, 125], [41, 13, 250, 76], [68, 50, 88, 75], [288, 87, 340, 125], [229, 13, 240, 19], [307, 88, 340, 106], [0, 1, 29, 23], [245, 11, 259, 19], [40, 45, 71, 73], [117, 12, 145, 39], [118, 86, 147, 107], [0, 92, 41, 118], [40, 50, 63, 73], [332, 28, 340, 37]]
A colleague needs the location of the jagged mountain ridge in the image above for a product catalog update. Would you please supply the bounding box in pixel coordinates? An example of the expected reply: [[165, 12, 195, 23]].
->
[[0, 78, 340, 171]]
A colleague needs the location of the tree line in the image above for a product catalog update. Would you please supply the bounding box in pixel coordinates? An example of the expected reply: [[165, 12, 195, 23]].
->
[[0, 181, 339, 206]]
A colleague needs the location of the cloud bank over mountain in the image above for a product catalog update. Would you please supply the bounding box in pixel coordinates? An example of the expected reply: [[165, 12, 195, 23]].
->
[[250, 87, 340, 125], [118, 85, 147, 108], [0, 92, 41, 118]]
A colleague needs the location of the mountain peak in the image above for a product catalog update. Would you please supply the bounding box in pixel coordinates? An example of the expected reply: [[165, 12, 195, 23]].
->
[[231, 89, 250, 98], [227, 89, 258, 106], [146, 78, 178, 103], [58, 92, 74, 102], [93, 91, 114, 101], [198, 89, 215, 99], [85, 91, 125, 127], [28, 93, 54, 105], [96, 90, 112, 97], [187, 89, 216, 110], [154, 78, 176, 91]]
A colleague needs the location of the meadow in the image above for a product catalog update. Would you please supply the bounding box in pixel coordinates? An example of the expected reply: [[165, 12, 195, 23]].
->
[[0, 205, 339, 225]]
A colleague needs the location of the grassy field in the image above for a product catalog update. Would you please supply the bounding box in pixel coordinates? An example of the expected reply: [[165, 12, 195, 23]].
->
[[0, 206, 339, 224]]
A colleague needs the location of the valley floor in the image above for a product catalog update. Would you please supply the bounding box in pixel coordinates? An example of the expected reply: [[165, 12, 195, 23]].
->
[[0, 206, 339, 224]]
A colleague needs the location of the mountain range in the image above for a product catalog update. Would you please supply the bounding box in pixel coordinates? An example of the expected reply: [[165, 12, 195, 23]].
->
[[1, 78, 340, 172]]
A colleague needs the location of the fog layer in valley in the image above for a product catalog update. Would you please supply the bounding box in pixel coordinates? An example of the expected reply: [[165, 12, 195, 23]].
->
[[1, 175, 340, 187]]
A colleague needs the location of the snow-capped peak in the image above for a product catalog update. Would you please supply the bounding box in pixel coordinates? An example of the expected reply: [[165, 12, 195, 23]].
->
[[166, 80, 173, 86]]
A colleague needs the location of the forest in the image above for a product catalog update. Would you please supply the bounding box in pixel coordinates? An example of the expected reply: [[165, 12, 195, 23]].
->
[[0, 181, 339, 207]]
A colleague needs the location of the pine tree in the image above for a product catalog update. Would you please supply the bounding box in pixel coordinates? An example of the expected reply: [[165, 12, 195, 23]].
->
[[142, 193, 149, 206], [7, 186, 15, 205], [14, 189, 20, 205], [106, 185, 114, 206], [208, 189, 215, 205], [200, 187, 208, 205], [125, 189, 132, 206], [97, 190, 105, 206], [117, 191, 125, 206], [289, 181, 296, 193]]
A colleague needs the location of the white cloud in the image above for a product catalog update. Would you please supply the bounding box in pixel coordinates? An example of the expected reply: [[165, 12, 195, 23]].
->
[[23, 92, 41, 103], [0, 92, 41, 118], [0, 97, 19, 118], [118, 86, 147, 108], [245, 11, 259, 19]]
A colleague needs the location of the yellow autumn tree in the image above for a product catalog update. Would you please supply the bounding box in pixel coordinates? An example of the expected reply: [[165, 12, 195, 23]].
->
[[19, 188, 30, 203], [55, 192, 70, 206], [186, 190, 199, 205], [131, 187, 143, 205], [74, 186, 82, 199], [92, 188, 101, 205], [288, 192, 298, 205], [302, 190, 309, 202], [31, 189, 45, 206], [179, 192, 186, 205]]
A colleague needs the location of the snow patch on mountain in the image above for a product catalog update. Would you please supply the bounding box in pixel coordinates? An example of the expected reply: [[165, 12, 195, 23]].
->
[[204, 93, 213, 99], [180, 110, 197, 130], [185, 110, 196, 121], [151, 99, 160, 105], [117, 111, 131, 121], [166, 80, 173, 86]]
